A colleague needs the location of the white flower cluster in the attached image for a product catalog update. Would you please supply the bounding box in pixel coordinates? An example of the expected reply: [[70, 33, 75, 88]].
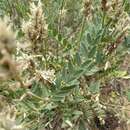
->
[[37, 69, 55, 84]]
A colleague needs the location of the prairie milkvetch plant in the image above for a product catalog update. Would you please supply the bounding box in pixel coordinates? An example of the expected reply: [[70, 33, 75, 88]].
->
[[0, 0, 130, 130]]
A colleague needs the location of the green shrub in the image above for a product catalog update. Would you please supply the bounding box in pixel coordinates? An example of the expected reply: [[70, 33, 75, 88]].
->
[[0, 0, 130, 130]]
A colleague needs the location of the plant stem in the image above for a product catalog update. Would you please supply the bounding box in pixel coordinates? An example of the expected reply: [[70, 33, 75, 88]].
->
[[77, 16, 86, 50], [56, 0, 65, 61]]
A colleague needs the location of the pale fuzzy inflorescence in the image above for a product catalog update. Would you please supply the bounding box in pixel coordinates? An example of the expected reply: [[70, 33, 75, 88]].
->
[[0, 19, 17, 81], [0, 107, 24, 130], [22, 0, 48, 52], [37, 69, 55, 84], [0, 19, 15, 54]]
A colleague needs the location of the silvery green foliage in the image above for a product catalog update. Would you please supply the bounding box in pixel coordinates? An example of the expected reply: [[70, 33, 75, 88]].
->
[[0, 0, 130, 130]]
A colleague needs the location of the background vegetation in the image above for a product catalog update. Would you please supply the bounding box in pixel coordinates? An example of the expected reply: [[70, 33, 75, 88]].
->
[[0, 0, 130, 130]]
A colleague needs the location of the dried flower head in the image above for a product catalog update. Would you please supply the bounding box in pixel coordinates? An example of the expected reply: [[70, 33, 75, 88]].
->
[[106, 0, 124, 20], [0, 19, 17, 81], [22, 0, 48, 52], [0, 107, 25, 130], [0, 19, 15, 54], [0, 53, 16, 80], [82, 0, 93, 19], [37, 69, 55, 84], [101, 0, 107, 11]]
